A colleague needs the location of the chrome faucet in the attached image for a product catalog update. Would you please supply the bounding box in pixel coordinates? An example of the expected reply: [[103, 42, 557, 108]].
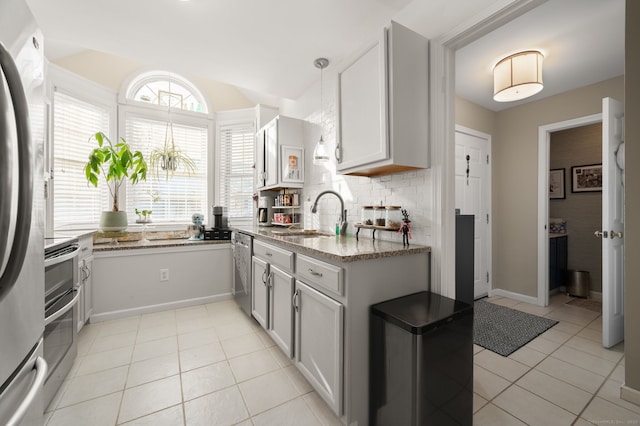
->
[[310, 190, 348, 235]]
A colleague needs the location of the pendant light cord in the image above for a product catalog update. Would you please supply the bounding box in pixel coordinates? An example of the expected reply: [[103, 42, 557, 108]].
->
[[320, 65, 323, 130]]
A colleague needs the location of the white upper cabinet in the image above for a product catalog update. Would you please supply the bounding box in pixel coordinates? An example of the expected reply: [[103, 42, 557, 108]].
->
[[256, 116, 304, 190], [336, 21, 429, 177]]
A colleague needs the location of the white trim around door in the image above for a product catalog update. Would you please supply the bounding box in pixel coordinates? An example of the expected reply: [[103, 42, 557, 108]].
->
[[536, 113, 602, 306]]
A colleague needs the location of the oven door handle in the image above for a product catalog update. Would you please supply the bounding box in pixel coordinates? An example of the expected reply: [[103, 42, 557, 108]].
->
[[44, 286, 80, 326], [44, 245, 79, 268]]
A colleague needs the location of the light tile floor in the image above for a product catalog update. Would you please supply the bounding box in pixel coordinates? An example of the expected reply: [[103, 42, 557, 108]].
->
[[474, 293, 640, 426], [44, 294, 640, 425], [44, 300, 342, 426]]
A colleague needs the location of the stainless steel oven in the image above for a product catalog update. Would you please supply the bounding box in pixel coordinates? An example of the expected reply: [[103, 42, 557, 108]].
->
[[43, 237, 80, 409]]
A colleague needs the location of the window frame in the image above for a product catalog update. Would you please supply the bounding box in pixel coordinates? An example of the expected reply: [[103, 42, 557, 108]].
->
[[119, 69, 211, 116], [118, 103, 215, 227], [215, 108, 257, 227], [46, 64, 117, 234]]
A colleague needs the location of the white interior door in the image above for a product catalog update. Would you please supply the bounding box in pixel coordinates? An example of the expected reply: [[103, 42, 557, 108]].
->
[[455, 126, 491, 299], [601, 97, 625, 348]]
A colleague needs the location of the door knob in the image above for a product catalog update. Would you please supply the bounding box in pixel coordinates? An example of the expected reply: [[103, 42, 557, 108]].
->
[[610, 230, 623, 239], [594, 230, 609, 238]]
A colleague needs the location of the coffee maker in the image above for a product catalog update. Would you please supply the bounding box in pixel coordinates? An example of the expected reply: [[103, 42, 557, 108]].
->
[[257, 196, 274, 226], [212, 205, 228, 229], [204, 206, 231, 240]]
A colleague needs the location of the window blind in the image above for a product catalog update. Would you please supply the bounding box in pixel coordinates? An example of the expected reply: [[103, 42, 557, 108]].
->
[[218, 121, 255, 222], [124, 115, 208, 223], [52, 91, 110, 229]]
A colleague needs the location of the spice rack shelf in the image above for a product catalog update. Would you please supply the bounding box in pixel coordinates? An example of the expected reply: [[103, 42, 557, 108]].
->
[[354, 223, 401, 241]]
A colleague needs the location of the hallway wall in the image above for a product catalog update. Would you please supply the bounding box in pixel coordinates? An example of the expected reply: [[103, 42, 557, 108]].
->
[[492, 76, 623, 297]]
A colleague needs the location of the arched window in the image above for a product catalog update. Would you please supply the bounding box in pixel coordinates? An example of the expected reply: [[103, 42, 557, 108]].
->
[[125, 70, 209, 113], [120, 71, 212, 224]]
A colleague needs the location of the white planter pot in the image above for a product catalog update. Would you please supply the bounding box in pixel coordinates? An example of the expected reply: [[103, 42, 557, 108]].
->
[[100, 211, 128, 231]]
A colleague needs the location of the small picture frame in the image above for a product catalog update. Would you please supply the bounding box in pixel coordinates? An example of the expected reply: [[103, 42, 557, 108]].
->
[[571, 164, 602, 192], [281, 145, 304, 183], [549, 169, 565, 199]]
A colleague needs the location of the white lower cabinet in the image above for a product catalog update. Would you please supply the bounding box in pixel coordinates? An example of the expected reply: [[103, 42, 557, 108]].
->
[[268, 265, 294, 357], [248, 237, 430, 424], [251, 241, 295, 357], [251, 256, 269, 329], [293, 280, 343, 416]]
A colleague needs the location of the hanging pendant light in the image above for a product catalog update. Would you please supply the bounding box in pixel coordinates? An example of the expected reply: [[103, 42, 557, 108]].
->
[[313, 58, 330, 165]]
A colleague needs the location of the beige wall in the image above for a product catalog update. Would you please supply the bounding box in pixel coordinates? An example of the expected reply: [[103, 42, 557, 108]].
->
[[549, 124, 602, 293], [492, 76, 624, 297], [624, 0, 640, 400], [53, 50, 255, 111], [455, 96, 495, 136]]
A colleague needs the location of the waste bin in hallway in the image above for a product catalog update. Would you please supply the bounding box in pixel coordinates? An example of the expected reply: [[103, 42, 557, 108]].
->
[[566, 270, 590, 298], [370, 291, 473, 425]]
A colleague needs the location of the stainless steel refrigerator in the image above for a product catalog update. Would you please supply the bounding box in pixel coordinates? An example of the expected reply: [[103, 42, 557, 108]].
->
[[0, 0, 47, 424]]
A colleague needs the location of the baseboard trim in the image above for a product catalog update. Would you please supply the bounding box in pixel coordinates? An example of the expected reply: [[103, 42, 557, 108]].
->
[[489, 288, 538, 305], [621, 384, 640, 407], [90, 293, 234, 323]]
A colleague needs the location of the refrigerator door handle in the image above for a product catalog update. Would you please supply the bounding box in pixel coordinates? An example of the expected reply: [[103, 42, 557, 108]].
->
[[6, 356, 47, 426], [0, 41, 33, 296]]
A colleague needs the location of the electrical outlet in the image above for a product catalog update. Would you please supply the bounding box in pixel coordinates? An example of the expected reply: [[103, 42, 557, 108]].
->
[[160, 269, 169, 281]]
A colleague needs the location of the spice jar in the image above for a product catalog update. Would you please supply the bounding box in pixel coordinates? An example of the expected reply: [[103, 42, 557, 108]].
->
[[385, 206, 402, 229], [374, 206, 386, 227], [361, 206, 374, 226]]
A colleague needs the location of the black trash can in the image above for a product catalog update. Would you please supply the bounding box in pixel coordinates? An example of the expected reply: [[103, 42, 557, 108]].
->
[[370, 291, 473, 426]]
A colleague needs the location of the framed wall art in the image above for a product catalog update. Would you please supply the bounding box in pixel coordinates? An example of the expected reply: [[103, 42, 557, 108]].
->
[[549, 168, 565, 199], [571, 164, 602, 192], [281, 145, 304, 184]]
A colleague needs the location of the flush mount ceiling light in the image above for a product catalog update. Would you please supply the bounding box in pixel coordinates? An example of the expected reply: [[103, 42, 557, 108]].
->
[[312, 57, 330, 165], [493, 50, 544, 102]]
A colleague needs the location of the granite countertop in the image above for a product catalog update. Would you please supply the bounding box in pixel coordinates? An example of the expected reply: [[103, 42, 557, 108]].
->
[[93, 238, 228, 252], [48, 230, 96, 240], [231, 226, 430, 263]]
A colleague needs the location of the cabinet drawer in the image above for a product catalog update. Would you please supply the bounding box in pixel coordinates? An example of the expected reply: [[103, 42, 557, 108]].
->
[[254, 239, 294, 272], [296, 254, 343, 297]]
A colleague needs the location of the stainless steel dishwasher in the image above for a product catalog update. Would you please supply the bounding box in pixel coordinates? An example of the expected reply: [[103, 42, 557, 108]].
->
[[232, 231, 253, 317]]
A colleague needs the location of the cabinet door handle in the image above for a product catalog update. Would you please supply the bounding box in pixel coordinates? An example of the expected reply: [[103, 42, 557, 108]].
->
[[267, 272, 273, 288], [308, 268, 323, 277], [334, 144, 341, 163], [262, 269, 268, 284], [292, 289, 300, 312]]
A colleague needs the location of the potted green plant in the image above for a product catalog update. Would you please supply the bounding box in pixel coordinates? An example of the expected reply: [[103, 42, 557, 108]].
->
[[84, 132, 148, 231], [149, 122, 196, 180]]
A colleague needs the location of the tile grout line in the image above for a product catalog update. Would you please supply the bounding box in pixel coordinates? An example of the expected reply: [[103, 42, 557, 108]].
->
[[479, 298, 607, 424], [571, 355, 627, 425]]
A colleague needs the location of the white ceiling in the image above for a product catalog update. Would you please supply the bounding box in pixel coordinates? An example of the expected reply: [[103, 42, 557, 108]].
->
[[456, 0, 625, 111], [25, 0, 625, 109]]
